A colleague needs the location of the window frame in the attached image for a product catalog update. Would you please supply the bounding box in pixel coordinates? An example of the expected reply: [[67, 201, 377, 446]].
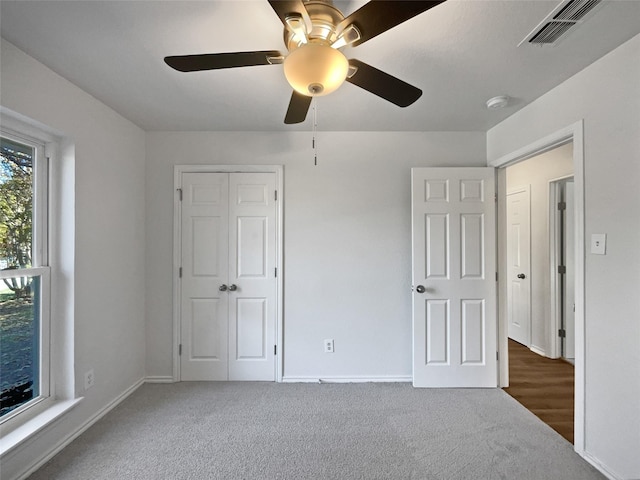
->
[[0, 126, 51, 429]]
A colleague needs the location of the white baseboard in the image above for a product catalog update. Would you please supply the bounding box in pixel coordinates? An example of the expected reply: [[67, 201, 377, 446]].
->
[[582, 452, 624, 480], [282, 375, 412, 383], [529, 345, 547, 357], [145, 376, 174, 384], [15, 377, 145, 480]]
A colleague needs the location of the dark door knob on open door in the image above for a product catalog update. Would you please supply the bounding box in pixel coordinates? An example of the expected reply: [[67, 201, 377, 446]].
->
[[219, 284, 228, 291], [228, 284, 238, 291], [415, 285, 426, 294], [517, 273, 526, 279]]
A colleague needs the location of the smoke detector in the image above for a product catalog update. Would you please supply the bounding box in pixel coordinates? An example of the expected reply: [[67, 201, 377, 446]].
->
[[486, 96, 510, 110]]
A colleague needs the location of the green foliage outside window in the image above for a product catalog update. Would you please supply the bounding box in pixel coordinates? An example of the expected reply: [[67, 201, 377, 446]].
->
[[0, 138, 33, 298]]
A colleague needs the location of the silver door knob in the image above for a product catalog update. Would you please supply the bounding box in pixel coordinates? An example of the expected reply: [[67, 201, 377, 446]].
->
[[219, 284, 228, 291], [517, 273, 526, 279], [228, 284, 238, 291], [415, 285, 426, 294]]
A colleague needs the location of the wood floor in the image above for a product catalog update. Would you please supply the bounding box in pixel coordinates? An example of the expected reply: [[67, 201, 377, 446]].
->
[[503, 339, 574, 444]]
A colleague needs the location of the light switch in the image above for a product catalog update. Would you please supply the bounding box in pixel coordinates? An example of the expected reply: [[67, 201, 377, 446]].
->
[[591, 234, 606, 255]]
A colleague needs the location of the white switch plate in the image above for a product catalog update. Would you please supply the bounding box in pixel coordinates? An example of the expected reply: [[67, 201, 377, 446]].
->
[[591, 233, 606, 255]]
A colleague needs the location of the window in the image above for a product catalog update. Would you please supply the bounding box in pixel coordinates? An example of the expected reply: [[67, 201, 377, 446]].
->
[[0, 131, 49, 422]]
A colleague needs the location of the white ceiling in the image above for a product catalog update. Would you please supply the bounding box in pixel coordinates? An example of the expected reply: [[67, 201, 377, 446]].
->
[[1, 0, 639, 132]]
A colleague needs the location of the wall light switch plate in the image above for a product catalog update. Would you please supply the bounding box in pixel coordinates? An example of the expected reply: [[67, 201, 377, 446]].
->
[[591, 234, 606, 255]]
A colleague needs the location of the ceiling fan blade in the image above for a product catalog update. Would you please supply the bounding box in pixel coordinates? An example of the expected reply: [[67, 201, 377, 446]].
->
[[164, 51, 284, 72], [284, 91, 312, 124], [267, 0, 310, 27], [338, 1, 446, 47], [346, 59, 422, 107]]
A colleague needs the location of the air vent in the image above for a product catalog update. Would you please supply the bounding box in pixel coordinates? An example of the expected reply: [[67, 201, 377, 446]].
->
[[553, 0, 601, 21], [520, 0, 603, 46], [529, 21, 575, 44]]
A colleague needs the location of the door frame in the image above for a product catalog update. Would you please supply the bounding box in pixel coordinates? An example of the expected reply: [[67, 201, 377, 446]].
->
[[490, 120, 585, 453], [548, 175, 574, 360], [173, 165, 284, 382]]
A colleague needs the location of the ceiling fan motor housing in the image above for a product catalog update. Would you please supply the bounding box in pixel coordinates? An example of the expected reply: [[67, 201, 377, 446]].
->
[[284, 1, 345, 51]]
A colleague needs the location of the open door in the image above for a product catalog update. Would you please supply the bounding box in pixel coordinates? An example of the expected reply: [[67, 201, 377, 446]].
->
[[411, 168, 497, 387], [506, 187, 531, 347]]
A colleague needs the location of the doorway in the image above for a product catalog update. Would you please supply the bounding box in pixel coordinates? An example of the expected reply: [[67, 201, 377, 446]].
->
[[492, 121, 585, 451], [504, 143, 573, 356], [173, 165, 284, 382], [502, 143, 575, 440]]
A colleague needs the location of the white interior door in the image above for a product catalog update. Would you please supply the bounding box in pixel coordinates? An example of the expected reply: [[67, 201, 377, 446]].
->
[[412, 168, 497, 387], [506, 188, 531, 347], [228, 173, 277, 381], [180, 173, 229, 380], [180, 172, 277, 381]]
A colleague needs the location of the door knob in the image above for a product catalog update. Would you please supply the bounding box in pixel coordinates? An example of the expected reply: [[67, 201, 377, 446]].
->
[[219, 284, 228, 291], [415, 285, 426, 294], [517, 273, 526, 279], [228, 284, 238, 291]]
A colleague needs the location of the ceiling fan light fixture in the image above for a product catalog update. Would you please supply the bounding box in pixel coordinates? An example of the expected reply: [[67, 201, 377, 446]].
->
[[283, 43, 349, 96]]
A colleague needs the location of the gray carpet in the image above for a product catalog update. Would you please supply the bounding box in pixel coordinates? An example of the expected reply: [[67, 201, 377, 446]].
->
[[29, 382, 603, 479]]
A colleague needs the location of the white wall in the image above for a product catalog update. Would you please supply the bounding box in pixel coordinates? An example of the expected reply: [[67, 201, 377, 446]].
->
[[0, 39, 146, 479], [145, 131, 486, 380], [488, 34, 640, 480], [506, 143, 573, 355]]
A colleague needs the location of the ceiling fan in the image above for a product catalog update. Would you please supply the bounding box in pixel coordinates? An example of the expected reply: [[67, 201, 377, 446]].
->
[[164, 0, 446, 124]]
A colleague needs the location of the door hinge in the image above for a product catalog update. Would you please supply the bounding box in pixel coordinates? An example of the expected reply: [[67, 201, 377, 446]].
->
[[558, 329, 566, 338], [274, 345, 277, 355], [274, 267, 277, 278], [558, 201, 566, 210], [179, 344, 182, 356], [496, 272, 498, 282], [496, 351, 499, 360], [177, 188, 183, 201], [274, 190, 278, 201], [179, 267, 182, 278], [558, 265, 566, 274], [494, 193, 498, 203]]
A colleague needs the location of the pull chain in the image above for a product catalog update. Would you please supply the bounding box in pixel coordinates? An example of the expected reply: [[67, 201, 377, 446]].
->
[[312, 101, 318, 166]]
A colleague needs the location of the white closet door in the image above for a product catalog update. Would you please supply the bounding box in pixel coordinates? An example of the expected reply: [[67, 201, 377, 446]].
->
[[228, 173, 277, 381], [180, 173, 229, 380]]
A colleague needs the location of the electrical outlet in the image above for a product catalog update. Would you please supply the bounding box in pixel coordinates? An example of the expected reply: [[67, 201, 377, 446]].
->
[[84, 369, 95, 390], [324, 339, 334, 353]]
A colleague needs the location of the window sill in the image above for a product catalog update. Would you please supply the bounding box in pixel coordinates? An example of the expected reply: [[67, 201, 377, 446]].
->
[[0, 397, 83, 457]]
